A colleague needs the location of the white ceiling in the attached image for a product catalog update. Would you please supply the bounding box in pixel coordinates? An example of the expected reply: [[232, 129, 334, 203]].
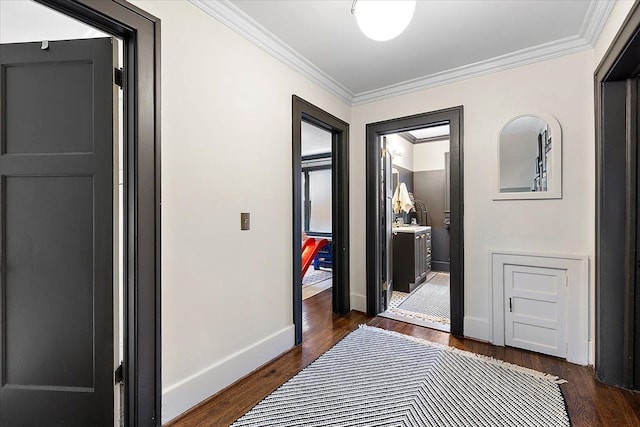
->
[[0, 0, 108, 44], [302, 121, 332, 156], [190, 0, 614, 104], [408, 125, 450, 140]]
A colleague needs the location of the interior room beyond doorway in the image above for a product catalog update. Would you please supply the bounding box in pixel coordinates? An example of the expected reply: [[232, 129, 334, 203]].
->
[[380, 124, 452, 332], [301, 121, 334, 301]]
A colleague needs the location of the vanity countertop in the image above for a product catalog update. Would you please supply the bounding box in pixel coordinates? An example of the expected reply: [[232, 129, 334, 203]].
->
[[392, 225, 431, 233]]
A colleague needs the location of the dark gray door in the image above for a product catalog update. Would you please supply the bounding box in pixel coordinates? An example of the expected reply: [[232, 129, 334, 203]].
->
[[380, 137, 393, 310], [633, 76, 640, 388], [0, 38, 115, 425]]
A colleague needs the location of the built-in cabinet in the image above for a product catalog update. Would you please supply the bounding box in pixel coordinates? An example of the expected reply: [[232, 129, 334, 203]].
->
[[393, 226, 431, 293]]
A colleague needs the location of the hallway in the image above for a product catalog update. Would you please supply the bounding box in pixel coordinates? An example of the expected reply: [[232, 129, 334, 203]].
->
[[169, 291, 640, 426]]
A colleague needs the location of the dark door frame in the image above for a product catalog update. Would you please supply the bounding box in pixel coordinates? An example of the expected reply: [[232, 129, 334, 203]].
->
[[595, 0, 640, 388], [365, 106, 464, 336], [292, 95, 349, 345], [33, 0, 161, 423]]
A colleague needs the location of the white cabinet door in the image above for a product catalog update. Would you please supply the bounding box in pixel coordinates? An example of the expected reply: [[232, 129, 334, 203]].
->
[[504, 265, 566, 357]]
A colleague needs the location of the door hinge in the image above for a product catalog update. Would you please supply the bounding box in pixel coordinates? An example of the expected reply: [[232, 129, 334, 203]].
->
[[114, 67, 124, 88], [381, 147, 387, 158], [115, 362, 124, 385], [382, 281, 389, 291]]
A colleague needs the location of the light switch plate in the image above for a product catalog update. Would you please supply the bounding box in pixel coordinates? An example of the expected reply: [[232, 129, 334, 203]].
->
[[241, 212, 250, 230]]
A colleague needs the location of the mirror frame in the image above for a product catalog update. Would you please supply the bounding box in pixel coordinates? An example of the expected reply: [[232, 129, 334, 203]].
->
[[493, 112, 562, 200]]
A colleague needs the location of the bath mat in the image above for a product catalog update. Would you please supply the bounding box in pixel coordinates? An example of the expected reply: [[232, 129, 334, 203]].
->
[[391, 272, 450, 324]]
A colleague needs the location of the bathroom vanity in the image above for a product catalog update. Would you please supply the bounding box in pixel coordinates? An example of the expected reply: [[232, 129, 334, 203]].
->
[[392, 226, 431, 293]]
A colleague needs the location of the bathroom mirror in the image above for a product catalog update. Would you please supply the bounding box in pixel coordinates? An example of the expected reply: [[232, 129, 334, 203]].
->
[[494, 113, 562, 200]]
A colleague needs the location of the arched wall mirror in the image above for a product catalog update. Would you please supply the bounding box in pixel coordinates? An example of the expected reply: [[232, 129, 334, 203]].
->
[[494, 113, 562, 200]]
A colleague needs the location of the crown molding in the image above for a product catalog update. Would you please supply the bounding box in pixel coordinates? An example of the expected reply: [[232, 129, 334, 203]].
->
[[189, 0, 615, 106], [351, 35, 592, 105], [580, 0, 616, 46], [188, 0, 354, 105]]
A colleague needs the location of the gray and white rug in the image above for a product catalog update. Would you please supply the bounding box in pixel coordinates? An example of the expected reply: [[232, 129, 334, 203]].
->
[[302, 268, 332, 286], [391, 272, 450, 324], [231, 326, 569, 427]]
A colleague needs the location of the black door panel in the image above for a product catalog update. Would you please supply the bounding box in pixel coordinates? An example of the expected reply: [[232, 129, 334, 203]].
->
[[0, 38, 115, 426]]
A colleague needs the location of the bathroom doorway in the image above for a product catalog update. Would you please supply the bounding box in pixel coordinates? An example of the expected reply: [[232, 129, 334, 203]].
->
[[366, 107, 464, 336], [379, 125, 453, 332]]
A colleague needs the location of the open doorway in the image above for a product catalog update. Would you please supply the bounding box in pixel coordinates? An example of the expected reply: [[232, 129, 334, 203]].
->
[[366, 107, 464, 336], [301, 122, 334, 300], [377, 124, 452, 332], [292, 96, 349, 345]]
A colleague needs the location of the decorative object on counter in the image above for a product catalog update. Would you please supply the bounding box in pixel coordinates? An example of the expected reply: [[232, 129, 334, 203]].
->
[[412, 198, 429, 226], [231, 326, 569, 427], [494, 113, 562, 200]]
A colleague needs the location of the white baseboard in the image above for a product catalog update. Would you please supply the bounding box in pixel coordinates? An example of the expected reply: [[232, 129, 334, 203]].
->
[[350, 293, 367, 313], [464, 316, 490, 341], [162, 325, 295, 423]]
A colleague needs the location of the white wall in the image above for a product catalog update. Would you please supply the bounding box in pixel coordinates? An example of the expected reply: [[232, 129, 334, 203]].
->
[[130, 1, 350, 422], [385, 133, 414, 171], [349, 51, 595, 352], [593, 1, 636, 67], [413, 140, 450, 172]]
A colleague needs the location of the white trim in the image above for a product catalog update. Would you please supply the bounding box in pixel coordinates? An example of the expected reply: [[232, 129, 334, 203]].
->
[[352, 36, 591, 105], [463, 316, 490, 341], [187, 0, 354, 104], [162, 325, 295, 423], [580, 0, 617, 47], [187, 0, 613, 106], [350, 292, 366, 313], [489, 251, 589, 365]]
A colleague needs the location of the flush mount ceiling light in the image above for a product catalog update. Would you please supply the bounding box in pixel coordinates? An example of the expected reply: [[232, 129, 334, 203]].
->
[[351, 0, 416, 41]]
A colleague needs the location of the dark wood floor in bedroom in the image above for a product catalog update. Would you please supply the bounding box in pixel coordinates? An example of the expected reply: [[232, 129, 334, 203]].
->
[[166, 289, 640, 427]]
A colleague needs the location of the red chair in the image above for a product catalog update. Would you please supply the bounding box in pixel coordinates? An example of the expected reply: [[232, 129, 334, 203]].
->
[[302, 238, 328, 278]]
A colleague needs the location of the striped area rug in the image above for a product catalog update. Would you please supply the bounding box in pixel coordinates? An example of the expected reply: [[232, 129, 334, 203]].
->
[[231, 326, 569, 426]]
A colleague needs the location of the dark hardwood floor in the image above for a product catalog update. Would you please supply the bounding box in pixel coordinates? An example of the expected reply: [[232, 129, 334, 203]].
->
[[167, 289, 640, 426]]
